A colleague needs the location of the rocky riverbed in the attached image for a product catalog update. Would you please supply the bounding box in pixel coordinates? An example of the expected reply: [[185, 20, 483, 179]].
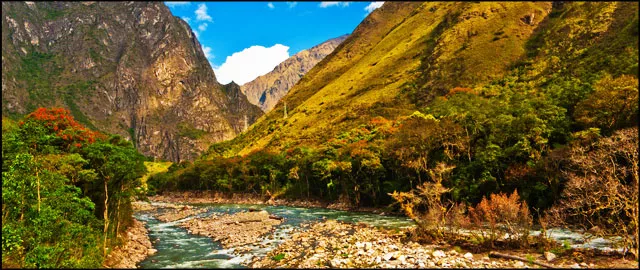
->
[[128, 200, 637, 269], [249, 220, 636, 269], [156, 205, 208, 222], [179, 210, 283, 248], [104, 219, 156, 268]]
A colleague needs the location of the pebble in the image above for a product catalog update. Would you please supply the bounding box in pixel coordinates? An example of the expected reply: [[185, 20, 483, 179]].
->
[[432, 250, 446, 258], [464, 252, 473, 260], [544, 251, 556, 262]]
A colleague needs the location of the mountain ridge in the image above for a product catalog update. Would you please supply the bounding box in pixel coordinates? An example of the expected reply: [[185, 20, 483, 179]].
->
[[240, 34, 348, 112], [1, 1, 263, 162]]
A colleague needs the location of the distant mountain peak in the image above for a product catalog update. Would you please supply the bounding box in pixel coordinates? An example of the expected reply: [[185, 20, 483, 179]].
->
[[240, 34, 348, 112]]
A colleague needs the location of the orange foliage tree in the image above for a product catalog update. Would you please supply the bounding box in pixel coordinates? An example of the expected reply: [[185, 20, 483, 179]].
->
[[19, 107, 104, 151]]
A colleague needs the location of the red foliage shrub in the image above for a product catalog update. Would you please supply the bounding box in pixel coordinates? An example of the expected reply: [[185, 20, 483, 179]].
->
[[468, 190, 533, 246]]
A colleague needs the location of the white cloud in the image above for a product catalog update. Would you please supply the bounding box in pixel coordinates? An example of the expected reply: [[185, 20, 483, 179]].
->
[[213, 44, 290, 85], [193, 30, 199, 38], [195, 3, 213, 22], [286, 2, 297, 8], [198, 23, 208, 31], [319, 2, 351, 8], [164, 1, 191, 8], [364, 2, 384, 13], [202, 45, 214, 60], [267, 2, 275, 9], [181, 16, 191, 23]]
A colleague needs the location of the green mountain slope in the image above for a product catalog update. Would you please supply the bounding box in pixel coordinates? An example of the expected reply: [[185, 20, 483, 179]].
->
[[224, 1, 635, 156], [152, 1, 637, 213]]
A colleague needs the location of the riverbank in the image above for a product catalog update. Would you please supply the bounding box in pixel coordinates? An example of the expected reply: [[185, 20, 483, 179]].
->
[[103, 218, 156, 268], [147, 191, 394, 215], [250, 219, 638, 269]]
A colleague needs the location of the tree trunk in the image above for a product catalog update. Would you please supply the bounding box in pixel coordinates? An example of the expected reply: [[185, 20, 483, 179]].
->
[[116, 183, 123, 240], [103, 178, 109, 257], [36, 169, 40, 213], [489, 252, 555, 268]]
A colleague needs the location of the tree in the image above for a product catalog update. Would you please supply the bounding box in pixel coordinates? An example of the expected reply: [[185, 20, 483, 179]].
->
[[574, 75, 639, 132], [81, 135, 146, 257]]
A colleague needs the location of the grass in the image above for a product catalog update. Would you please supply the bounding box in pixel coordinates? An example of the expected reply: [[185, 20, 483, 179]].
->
[[140, 161, 173, 189], [271, 253, 286, 261]]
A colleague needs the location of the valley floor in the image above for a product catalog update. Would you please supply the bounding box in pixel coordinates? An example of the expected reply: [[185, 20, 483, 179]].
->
[[127, 193, 638, 269]]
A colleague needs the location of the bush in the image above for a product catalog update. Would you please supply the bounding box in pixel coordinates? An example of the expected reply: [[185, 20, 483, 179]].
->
[[467, 190, 533, 247], [545, 127, 638, 258]]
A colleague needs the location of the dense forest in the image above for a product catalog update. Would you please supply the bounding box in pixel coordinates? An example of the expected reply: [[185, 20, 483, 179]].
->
[[2, 108, 147, 267], [149, 73, 638, 210]]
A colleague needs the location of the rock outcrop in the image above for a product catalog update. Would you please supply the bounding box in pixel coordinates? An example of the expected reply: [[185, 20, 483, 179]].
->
[[1, 1, 262, 161], [240, 34, 348, 112]]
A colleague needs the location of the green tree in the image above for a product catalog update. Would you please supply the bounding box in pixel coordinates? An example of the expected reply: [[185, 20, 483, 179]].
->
[[574, 74, 639, 132]]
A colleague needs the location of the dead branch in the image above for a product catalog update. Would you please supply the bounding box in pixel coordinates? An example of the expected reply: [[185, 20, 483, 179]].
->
[[489, 251, 555, 268]]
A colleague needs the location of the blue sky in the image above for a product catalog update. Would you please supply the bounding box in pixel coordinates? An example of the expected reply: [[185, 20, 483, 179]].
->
[[164, 1, 385, 85]]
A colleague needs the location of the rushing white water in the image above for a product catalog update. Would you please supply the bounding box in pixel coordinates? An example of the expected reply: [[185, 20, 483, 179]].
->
[[136, 203, 626, 268]]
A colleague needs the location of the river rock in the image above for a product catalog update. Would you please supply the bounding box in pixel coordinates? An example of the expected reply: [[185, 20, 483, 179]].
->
[[544, 251, 556, 262], [571, 263, 581, 269], [464, 252, 474, 260], [432, 250, 446, 258]]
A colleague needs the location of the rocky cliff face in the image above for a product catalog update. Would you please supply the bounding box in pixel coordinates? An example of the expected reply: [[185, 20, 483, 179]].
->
[[1, 1, 262, 162], [240, 34, 348, 112]]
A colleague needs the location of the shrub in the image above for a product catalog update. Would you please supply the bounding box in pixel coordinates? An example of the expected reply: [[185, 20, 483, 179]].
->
[[390, 163, 470, 241], [545, 127, 638, 258], [467, 190, 533, 247]]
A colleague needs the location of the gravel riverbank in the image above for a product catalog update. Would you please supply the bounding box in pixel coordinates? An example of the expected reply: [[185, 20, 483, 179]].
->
[[104, 219, 156, 268], [179, 210, 283, 248], [249, 220, 636, 269]]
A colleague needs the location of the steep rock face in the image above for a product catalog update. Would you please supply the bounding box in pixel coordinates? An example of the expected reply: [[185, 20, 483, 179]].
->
[[240, 34, 348, 112], [1, 1, 262, 162]]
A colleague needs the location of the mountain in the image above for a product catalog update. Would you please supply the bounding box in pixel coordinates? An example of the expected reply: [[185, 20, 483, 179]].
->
[[211, 1, 637, 156], [1, 1, 263, 162], [240, 34, 348, 112]]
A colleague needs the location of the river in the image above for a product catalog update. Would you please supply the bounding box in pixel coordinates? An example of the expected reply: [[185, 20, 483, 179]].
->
[[135, 202, 626, 268]]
